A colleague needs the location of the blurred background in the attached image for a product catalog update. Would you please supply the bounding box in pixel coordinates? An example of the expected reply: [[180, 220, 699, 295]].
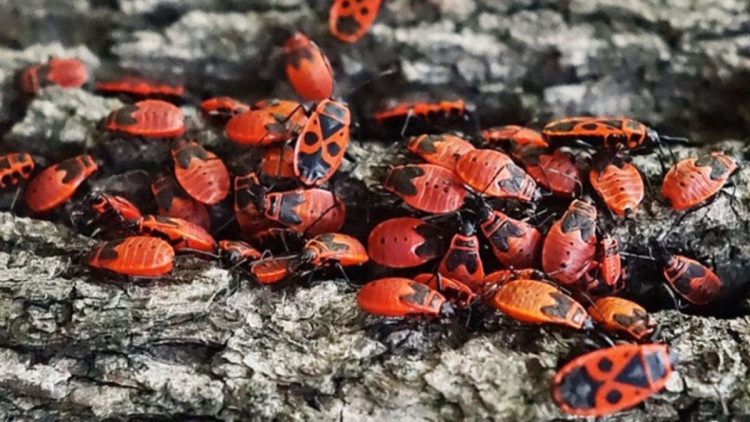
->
[[1, 0, 748, 142]]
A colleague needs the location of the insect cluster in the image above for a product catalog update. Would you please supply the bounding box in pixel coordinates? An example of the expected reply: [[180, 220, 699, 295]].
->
[[1, 3, 742, 418]]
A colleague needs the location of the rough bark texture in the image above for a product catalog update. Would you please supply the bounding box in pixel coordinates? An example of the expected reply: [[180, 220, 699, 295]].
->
[[1, 1, 750, 420]]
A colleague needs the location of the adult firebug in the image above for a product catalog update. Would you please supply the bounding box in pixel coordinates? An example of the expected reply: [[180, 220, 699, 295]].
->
[[543, 117, 653, 150], [552, 344, 674, 417], [294, 99, 351, 186]]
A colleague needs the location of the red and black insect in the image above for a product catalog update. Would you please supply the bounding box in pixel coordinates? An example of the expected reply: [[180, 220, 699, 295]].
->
[[88, 236, 175, 277], [481, 268, 546, 289], [383, 163, 466, 213], [105, 99, 185, 138], [225, 109, 290, 146], [438, 222, 485, 290], [593, 234, 622, 291], [134, 215, 217, 253], [373, 99, 468, 136], [590, 153, 644, 217], [478, 206, 542, 269], [250, 233, 368, 284], [329, 0, 382, 43], [367, 217, 445, 268], [482, 125, 549, 150], [171, 141, 230, 205], [233, 172, 279, 238], [662, 253, 721, 306], [413, 273, 476, 307], [552, 344, 674, 417], [661, 152, 738, 211], [252, 98, 308, 135], [200, 96, 250, 121], [261, 187, 346, 235], [20, 57, 88, 95], [89, 192, 142, 224], [217, 240, 262, 267], [588, 297, 656, 340], [357, 277, 450, 317], [542, 199, 597, 285], [260, 145, 296, 182], [284, 32, 335, 102], [455, 148, 537, 201], [25, 154, 98, 214], [294, 99, 351, 186], [152, 174, 211, 231], [543, 116, 656, 150], [490, 279, 592, 329], [250, 255, 296, 284], [406, 133, 475, 171], [516, 148, 580, 197], [96, 75, 184, 98], [0, 152, 35, 189]]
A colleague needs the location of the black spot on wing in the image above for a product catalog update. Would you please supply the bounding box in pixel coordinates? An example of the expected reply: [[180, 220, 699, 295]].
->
[[560, 210, 595, 242], [556, 365, 602, 411], [334, 15, 362, 36], [326, 141, 341, 157]]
